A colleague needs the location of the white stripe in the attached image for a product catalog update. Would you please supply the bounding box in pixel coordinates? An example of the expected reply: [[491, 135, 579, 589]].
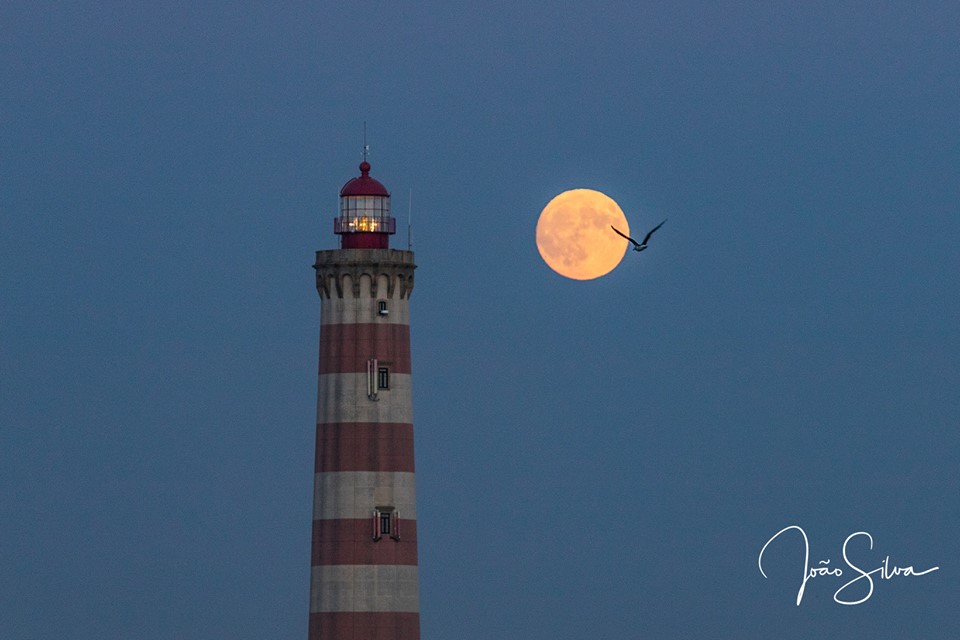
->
[[320, 296, 411, 325], [310, 564, 419, 612], [313, 471, 417, 520], [317, 373, 413, 424]]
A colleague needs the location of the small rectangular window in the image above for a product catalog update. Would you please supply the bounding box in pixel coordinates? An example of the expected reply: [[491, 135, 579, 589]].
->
[[373, 507, 400, 542], [377, 300, 388, 316], [380, 511, 392, 535], [377, 367, 389, 390]]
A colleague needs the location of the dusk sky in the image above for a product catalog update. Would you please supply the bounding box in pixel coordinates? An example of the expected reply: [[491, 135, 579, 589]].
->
[[2, 2, 959, 638]]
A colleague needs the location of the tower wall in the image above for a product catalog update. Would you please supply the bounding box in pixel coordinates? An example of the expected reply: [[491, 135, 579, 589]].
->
[[310, 248, 419, 640]]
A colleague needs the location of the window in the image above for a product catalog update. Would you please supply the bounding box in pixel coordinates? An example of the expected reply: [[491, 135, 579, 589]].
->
[[377, 300, 388, 316], [380, 511, 392, 535], [373, 507, 400, 542], [377, 367, 389, 390]]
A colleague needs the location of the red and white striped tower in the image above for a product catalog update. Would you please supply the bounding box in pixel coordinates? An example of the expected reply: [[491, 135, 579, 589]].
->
[[309, 160, 419, 639]]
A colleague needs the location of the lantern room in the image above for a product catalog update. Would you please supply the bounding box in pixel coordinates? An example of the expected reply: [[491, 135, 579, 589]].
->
[[335, 160, 396, 249]]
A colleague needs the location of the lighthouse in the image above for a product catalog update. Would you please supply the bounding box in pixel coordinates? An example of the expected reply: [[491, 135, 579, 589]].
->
[[309, 160, 419, 639]]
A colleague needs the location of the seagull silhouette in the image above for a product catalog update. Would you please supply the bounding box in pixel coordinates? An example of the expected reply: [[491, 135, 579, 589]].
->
[[611, 219, 667, 252]]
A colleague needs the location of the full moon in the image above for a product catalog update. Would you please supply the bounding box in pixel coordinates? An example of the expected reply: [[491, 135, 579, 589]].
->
[[536, 189, 630, 280]]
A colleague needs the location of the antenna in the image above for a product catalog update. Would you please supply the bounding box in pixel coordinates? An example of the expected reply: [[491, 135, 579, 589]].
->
[[362, 122, 369, 162], [407, 189, 413, 251]]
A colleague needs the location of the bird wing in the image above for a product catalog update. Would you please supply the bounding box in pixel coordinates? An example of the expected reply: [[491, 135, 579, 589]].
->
[[611, 225, 640, 247], [641, 219, 667, 246]]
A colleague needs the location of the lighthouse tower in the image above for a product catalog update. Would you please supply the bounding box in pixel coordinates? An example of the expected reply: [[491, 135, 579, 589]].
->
[[308, 160, 419, 639]]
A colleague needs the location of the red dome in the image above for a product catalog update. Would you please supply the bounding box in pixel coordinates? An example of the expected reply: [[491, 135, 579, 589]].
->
[[339, 161, 390, 197]]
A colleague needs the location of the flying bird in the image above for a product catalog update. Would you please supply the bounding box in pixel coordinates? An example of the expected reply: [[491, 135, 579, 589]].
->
[[611, 219, 667, 252]]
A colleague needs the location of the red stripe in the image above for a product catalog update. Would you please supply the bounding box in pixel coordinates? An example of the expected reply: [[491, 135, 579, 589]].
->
[[309, 612, 419, 640], [311, 518, 418, 566], [319, 323, 411, 374], [314, 423, 415, 473]]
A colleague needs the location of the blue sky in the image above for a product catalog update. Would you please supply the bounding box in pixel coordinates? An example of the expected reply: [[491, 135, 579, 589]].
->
[[2, 2, 958, 638]]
